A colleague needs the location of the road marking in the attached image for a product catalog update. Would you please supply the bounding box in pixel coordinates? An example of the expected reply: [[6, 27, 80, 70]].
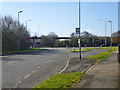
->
[[25, 74, 30, 78], [45, 61, 48, 64], [0, 56, 8, 58], [32, 70, 36, 73], [38, 66, 41, 69], [46, 60, 51, 64], [59, 58, 70, 74], [84, 63, 90, 65], [7, 61, 17, 64], [16, 80, 21, 85], [85, 65, 94, 74]]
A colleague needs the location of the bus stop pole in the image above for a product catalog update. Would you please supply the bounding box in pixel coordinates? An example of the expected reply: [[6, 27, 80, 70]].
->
[[118, 44, 120, 63]]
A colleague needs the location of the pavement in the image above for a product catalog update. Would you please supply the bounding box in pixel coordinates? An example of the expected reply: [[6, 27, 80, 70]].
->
[[66, 51, 118, 88]]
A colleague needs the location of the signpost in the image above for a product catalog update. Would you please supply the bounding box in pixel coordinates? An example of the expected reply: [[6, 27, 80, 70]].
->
[[76, 28, 80, 34], [118, 44, 120, 63], [76, 27, 81, 60]]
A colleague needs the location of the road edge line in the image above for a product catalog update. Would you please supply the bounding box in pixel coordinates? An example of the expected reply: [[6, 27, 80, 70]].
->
[[82, 64, 94, 73], [59, 58, 70, 74]]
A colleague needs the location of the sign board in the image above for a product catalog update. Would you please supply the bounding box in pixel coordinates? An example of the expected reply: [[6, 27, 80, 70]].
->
[[76, 28, 80, 34], [78, 39, 80, 44]]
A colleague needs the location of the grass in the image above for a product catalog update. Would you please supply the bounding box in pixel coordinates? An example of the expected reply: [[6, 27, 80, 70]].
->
[[88, 47, 118, 63], [88, 50, 113, 60], [70, 47, 94, 52], [99, 47, 118, 51], [34, 72, 83, 88], [2, 48, 41, 54]]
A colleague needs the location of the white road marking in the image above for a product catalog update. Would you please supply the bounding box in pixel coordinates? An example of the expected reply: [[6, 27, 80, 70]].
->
[[45, 60, 52, 64], [0, 56, 8, 58], [7, 57, 13, 58], [25, 74, 30, 78], [16, 80, 21, 85], [7, 61, 17, 64], [85, 65, 94, 73], [38, 66, 41, 69], [59, 58, 70, 74], [84, 63, 90, 65], [32, 70, 36, 73]]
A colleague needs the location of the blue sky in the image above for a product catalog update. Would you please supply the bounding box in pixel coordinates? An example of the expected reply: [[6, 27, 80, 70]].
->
[[1, 2, 118, 37]]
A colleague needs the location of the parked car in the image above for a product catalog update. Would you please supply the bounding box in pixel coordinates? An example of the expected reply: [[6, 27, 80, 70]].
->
[[100, 44, 105, 47]]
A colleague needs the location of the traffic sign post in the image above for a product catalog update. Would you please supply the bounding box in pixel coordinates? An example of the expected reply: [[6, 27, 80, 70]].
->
[[76, 28, 80, 34], [76, 27, 81, 60], [118, 44, 120, 63]]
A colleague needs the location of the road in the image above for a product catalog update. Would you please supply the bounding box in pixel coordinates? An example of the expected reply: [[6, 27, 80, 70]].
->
[[2, 48, 107, 88]]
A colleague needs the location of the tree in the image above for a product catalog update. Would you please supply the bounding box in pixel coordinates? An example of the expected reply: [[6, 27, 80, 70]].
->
[[70, 31, 110, 47], [40, 32, 58, 47], [112, 30, 120, 45], [1, 15, 31, 52]]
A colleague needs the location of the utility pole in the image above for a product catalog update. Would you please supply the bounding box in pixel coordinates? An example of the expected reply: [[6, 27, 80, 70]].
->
[[108, 21, 112, 51], [79, 0, 81, 59], [26, 20, 31, 31], [38, 24, 39, 37], [99, 19, 107, 47], [105, 20, 106, 47], [18, 10, 22, 53], [93, 38, 94, 47]]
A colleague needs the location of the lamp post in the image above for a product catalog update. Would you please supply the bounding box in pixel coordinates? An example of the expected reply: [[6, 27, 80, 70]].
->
[[99, 19, 107, 47], [18, 10, 22, 53], [79, 0, 81, 59], [26, 20, 31, 31], [93, 38, 94, 47], [108, 21, 112, 51]]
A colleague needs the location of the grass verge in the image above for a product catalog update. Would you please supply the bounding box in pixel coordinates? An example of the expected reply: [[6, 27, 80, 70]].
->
[[88, 47, 117, 63], [2, 48, 41, 54], [70, 47, 94, 52], [34, 72, 83, 88], [99, 47, 118, 51]]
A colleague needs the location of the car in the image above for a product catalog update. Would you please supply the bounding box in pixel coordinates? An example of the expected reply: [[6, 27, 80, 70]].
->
[[100, 44, 105, 47]]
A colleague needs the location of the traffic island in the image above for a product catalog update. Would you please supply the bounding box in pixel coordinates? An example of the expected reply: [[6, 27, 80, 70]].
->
[[62, 58, 96, 73], [33, 72, 84, 88]]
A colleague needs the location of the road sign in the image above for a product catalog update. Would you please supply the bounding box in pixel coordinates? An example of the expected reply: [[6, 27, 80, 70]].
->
[[78, 39, 80, 44], [76, 28, 80, 34]]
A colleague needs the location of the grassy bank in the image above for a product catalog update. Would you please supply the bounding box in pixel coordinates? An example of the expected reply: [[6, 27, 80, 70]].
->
[[88, 47, 117, 63], [34, 72, 83, 88], [2, 48, 41, 54], [70, 47, 94, 52], [99, 47, 118, 51]]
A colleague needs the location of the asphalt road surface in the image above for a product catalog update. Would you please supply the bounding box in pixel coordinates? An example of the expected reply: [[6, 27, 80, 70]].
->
[[2, 48, 107, 88]]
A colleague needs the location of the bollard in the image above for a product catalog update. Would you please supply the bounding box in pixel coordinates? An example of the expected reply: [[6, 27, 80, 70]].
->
[[118, 44, 120, 63]]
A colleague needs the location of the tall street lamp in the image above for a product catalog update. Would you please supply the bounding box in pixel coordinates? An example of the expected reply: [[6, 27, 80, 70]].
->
[[18, 10, 22, 53], [108, 21, 112, 51], [99, 19, 107, 47], [79, 0, 81, 59], [26, 20, 31, 31]]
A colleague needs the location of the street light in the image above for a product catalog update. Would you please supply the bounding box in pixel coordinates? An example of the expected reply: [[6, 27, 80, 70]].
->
[[99, 19, 107, 47], [18, 10, 22, 53], [108, 21, 112, 51], [78, 0, 81, 59], [26, 20, 31, 31]]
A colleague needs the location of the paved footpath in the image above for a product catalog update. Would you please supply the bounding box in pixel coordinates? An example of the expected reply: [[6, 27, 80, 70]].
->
[[73, 51, 118, 88]]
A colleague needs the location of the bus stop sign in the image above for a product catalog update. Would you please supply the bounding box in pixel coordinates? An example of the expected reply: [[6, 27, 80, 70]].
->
[[76, 28, 80, 34]]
